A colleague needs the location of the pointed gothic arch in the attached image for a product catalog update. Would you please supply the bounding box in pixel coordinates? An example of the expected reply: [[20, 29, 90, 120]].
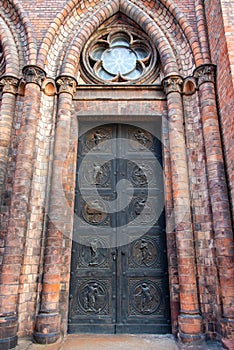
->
[[39, 0, 202, 78], [0, 0, 37, 76], [0, 1, 233, 348]]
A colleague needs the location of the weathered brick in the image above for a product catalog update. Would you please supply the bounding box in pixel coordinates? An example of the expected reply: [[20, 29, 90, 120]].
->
[[0, 1, 233, 348]]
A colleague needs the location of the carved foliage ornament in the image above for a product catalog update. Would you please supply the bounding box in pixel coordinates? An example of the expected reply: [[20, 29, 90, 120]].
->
[[56, 76, 77, 96], [23, 65, 46, 87], [163, 76, 183, 95], [0, 76, 19, 94], [194, 64, 216, 87]]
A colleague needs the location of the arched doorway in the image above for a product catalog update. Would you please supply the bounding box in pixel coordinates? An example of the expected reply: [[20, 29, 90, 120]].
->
[[68, 122, 171, 334]]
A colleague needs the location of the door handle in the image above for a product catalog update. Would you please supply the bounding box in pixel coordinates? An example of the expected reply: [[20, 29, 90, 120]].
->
[[111, 250, 118, 261]]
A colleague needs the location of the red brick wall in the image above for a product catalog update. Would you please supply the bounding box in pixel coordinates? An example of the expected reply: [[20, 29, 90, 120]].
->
[[0, 0, 233, 347], [17, 0, 68, 44], [17, 0, 198, 47], [220, 0, 234, 83], [204, 0, 234, 220]]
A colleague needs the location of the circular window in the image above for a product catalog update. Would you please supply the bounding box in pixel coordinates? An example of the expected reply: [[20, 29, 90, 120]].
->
[[81, 27, 159, 84]]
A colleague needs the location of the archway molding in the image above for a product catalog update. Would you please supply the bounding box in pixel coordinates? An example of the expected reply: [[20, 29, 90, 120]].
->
[[38, 0, 201, 79], [0, 0, 37, 76]]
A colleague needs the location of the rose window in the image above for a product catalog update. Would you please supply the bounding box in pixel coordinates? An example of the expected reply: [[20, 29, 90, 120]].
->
[[81, 29, 159, 84]]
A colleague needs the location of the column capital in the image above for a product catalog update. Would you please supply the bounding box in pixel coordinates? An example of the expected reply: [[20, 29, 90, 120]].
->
[[22, 65, 46, 87], [194, 64, 216, 87], [162, 75, 183, 95], [55, 75, 77, 96], [0, 75, 19, 94]]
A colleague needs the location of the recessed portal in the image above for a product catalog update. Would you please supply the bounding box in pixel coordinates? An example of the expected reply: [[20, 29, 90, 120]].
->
[[69, 123, 170, 334]]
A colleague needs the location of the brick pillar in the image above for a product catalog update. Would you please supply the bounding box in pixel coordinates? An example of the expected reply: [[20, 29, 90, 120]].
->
[[194, 64, 234, 346], [0, 76, 19, 200], [163, 76, 203, 344], [0, 66, 45, 350], [33, 75, 77, 345]]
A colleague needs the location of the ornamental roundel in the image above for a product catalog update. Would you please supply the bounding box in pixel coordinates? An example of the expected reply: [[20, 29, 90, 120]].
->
[[81, 27, 159, 84], [77, 280, 109, 314], [130, 280, 162, 315]]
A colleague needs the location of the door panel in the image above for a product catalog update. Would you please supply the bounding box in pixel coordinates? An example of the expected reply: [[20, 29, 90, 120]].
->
[[69, 123, 170, 334]]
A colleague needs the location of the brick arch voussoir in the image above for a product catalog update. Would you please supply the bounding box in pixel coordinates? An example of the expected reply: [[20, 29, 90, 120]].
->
[[156, 0, 203, 66], [58, 0, 178, 77], [61, 0, 120, 76], [37, 0, 79, 69], [119, 0, 179, 76], [38, 0, 119, 75], [0, 0, 37, 74], [124, 0, 199, 74], [0, 17, 20, 77]]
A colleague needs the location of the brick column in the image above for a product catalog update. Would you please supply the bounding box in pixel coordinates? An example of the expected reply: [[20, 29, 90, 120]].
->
[[194, 64, 234, 345], [163, 76, 203, 344], [34, 75, 77, 345], [0, 76, 19, 200], [0, 66, 45, 350]]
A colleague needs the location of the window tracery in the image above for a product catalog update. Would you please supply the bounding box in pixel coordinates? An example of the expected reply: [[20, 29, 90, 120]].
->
[[81, 26, 159, 84]]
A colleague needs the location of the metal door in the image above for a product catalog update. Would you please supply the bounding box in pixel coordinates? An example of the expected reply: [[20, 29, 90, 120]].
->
[[68, 123, 171, 334]]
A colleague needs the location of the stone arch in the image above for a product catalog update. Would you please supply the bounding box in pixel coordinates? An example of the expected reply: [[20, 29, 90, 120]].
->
[[0, 0, 37, 76], [39, 0, 202, 79]]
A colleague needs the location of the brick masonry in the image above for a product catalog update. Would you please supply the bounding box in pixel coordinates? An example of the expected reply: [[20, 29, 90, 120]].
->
[[0, 0, 233, 349], [204, 0, 234, 222]]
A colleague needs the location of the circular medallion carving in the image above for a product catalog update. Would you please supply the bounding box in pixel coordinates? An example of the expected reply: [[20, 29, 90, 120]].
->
[[80, 237, 108, 267], [130, 164, 148, 187], [82, 199, 107, 225], [82, 127, 112, 153], [132, 239, 159, 267], [81, 160, 111, 187], [129, 197, 157, 224], [131, 281, 162, 315], [78, 281, 108, 313], [129, 161, 156, 187]]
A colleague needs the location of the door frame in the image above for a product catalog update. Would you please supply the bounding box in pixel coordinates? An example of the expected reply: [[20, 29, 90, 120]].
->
[[65, 84, 178, 334], [68, 121, 171, 334]]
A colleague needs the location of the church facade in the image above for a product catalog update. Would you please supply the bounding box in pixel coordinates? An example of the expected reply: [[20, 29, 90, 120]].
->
[[0, 0, 233, 349]]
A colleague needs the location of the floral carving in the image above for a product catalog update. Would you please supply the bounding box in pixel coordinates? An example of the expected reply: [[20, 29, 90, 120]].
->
[[163, 76, 183, 95], [0, 76, 19, 94], [23, 65, 46, 87], [194, 64, 216, 87], [56, 76, 77, 96]]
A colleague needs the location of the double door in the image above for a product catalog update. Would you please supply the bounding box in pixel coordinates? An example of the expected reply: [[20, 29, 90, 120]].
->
[[69, 123, 170, 334]]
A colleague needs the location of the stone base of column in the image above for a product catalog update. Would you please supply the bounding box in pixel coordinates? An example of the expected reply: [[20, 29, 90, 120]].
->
[[33, 313, 61, 344], [0, 315, 18, 350], [221, 317, 234, 350], [178, 314, 204, 344]]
